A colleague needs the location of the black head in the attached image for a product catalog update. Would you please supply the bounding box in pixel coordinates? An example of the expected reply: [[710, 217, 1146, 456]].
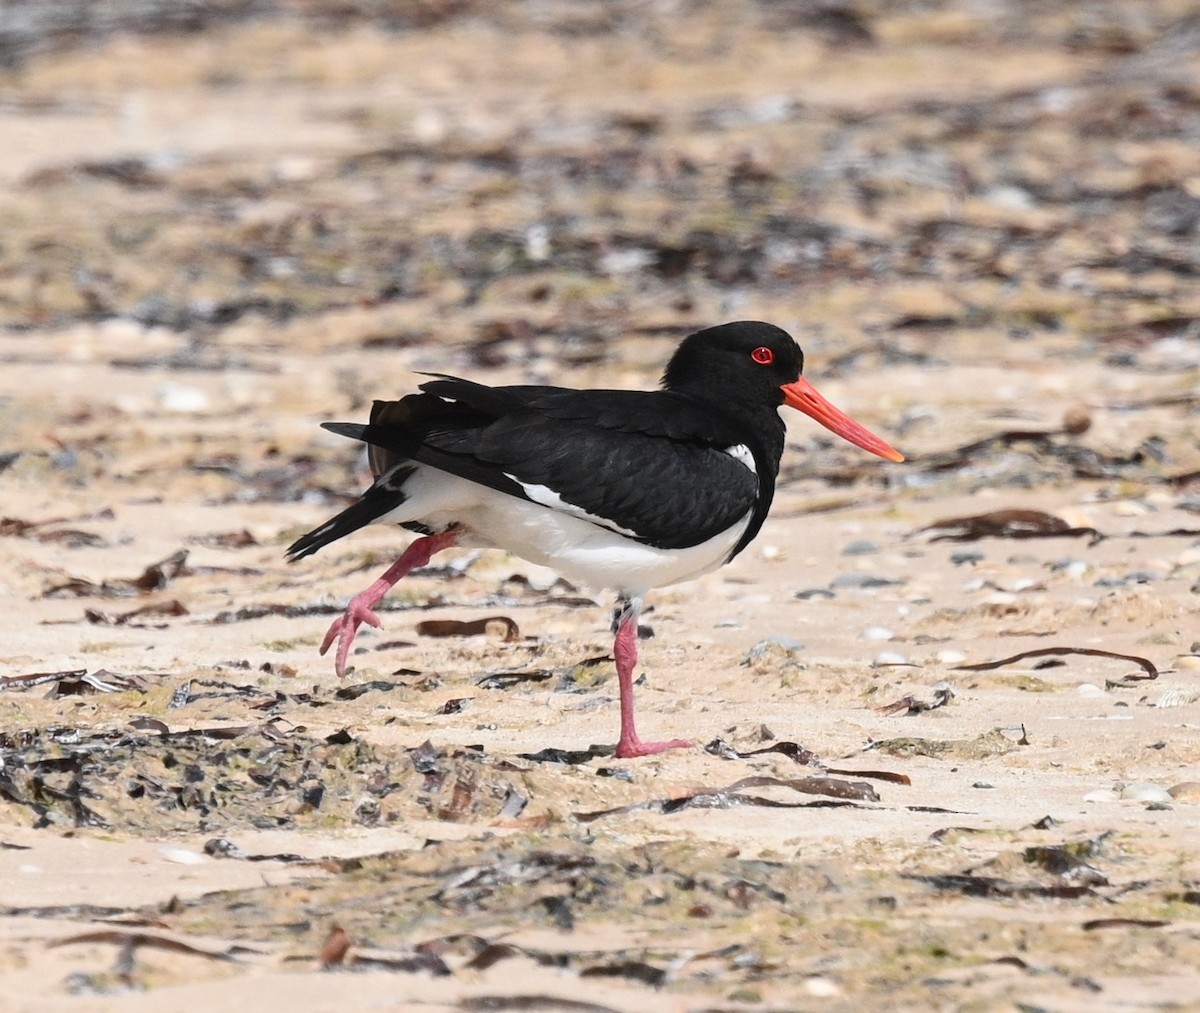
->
[[663, 320, 906, 463], [661, 321, 803, 405]]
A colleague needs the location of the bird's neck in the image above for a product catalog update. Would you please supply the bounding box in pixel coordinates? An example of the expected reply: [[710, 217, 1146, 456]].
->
[[676, 388, 787, 475]]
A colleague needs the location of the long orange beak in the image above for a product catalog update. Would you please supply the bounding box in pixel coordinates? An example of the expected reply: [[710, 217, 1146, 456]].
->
[[782, 377, 905, 462]]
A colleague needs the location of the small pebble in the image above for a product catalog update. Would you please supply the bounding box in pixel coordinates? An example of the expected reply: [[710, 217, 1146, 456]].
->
[[274, 156, 317, 181], [803, 978, 842, 998], [841, 539, 880, 556], [872, 651, 909, 667], [1113, 501, 1149, 516], [1082, 789, 1118, 803], [1062, 405, 1092, 435], [1049, 559, 1090, 582], [1119, 783, 1173, 804], [950, 550, 984, 566], [795, 588, 835, 600], [746, 635, 806, 655], [155, 384, 210, 413], [830, 572, 904, 590], [1076, 683, 1106, 698], [935, 649, 967, 664], [1123, 570, 1160, 584], [159, 846, 207, 865], [760, 543, 781, 561], [861, 626, 895, 641], [1175, 655, 1200, 671], [1167, 782, 1200, 803], [973, 782, 995, 789]]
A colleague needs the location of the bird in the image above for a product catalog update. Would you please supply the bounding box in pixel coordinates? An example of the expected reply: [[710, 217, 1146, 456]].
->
[[287, 321, 903, 759]]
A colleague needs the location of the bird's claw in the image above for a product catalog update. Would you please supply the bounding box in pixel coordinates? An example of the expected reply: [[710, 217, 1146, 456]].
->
[[613, 735, 692, 760], [318, 599, 383, 677]]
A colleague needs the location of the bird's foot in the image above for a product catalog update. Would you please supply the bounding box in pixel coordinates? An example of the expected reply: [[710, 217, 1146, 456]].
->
[[319, 594, 384, 677], [613, 735, 692, 759]]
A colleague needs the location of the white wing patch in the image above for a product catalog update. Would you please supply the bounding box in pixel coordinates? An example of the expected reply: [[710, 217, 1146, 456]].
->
[[505, 475, 643, 540], [723, 444, 756, 474]]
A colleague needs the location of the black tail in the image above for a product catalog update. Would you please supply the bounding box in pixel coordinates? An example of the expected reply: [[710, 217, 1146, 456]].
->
[[285, 470, 412, 562]]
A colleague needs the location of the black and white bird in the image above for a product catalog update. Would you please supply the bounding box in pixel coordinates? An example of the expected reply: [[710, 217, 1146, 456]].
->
[[288, 321, 903, 758]]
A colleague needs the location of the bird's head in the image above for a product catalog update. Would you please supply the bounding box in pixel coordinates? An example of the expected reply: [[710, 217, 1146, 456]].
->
[[663, 321, 904, 463]]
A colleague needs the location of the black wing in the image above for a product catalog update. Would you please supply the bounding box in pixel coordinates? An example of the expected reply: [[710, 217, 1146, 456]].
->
[[324, 378, 766, 551]]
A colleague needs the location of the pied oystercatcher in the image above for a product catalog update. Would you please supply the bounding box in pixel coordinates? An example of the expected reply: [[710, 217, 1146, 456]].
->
[[288, 321, 903, 758]]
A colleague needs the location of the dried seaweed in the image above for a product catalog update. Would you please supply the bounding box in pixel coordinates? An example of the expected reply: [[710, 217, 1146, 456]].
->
[[1, 668, 88, 691], [920, 509, 1104, 546], [1023, 842, 1108, 885], [906, 874, 1097, 900], [574, 775, 878, 822], [518, 745, 620, 764], [43, 549, 191, 599], [1081, 918, 1170, 930], [46, 670, 150, 697], [579, 959, 666, 987], [334, 679, 410, 700], [866, 728, 1028, 759], [874, 685, 954, 715], [346, 949, 452, 974], [704, 739, 821, 765], [84, 599, 188, 627], [187, 529, 259, 549], [416, 617, 521, 641], [461, 998, 619, 1013], [210, 599, 423, 624], [49, 929, 249, 961], [1, 508, 114, 546], [728, 774, 880, 801], [826, 768, 913, 785], [478, 670, 555, 690], [435, 852, 598, 906], [1, 668, 154, 695], [954, 647, 1158, 682]]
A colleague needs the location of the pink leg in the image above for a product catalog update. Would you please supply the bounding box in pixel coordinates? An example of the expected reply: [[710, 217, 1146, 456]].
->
[[612, 598, 691, 759], [320, 528, 460, 677]]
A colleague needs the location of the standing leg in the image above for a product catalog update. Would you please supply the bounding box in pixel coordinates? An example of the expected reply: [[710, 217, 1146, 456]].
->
[[320, 527, 460, 677], [612, 596, 691, 759]]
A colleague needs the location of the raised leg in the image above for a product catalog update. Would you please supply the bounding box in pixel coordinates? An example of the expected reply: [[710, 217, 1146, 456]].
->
[[320, 528, 460, 677], [612, 597, 691, 759]]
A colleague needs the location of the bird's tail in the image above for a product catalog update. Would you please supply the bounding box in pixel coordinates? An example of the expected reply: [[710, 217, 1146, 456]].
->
[[285, 466, 414, 562]]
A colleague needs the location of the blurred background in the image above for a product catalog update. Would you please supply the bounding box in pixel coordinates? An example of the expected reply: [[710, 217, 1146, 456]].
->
[[3, 0, 1197, 366]]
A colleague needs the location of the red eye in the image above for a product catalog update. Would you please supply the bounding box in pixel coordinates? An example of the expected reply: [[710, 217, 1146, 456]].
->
[[751, 346, 774, 365]]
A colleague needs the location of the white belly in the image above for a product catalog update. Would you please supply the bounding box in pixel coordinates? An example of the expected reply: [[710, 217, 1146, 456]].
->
[[375, 466, 750, 598]]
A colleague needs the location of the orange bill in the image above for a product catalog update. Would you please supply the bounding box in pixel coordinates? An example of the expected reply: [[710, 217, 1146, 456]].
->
[[782, 377, 905, 462]]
